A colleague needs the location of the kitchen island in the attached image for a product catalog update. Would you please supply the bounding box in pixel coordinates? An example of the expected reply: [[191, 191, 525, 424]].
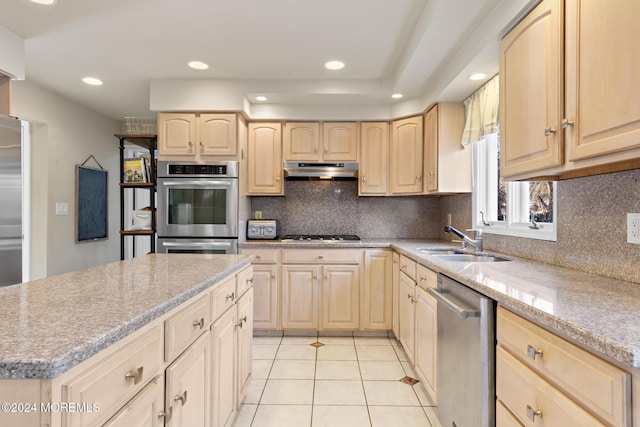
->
[[0, 253, 253, 427]]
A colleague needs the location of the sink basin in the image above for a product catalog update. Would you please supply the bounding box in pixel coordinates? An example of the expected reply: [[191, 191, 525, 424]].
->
[[417, 248, 460, 255], [432, 253, 510, 263]]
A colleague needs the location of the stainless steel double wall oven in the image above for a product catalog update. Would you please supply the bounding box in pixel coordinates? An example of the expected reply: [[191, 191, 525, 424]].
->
[[157, 161, 239, 254]]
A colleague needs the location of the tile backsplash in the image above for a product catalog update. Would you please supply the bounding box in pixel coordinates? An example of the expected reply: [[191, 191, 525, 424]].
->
[[250, 180, 440, 238]]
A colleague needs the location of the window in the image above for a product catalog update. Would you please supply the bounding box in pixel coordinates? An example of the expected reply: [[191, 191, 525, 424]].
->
[[472, 132, 557, 241]]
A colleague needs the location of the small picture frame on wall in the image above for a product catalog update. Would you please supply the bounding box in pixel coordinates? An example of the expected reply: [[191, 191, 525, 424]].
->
[[76, 164, 108, 242]]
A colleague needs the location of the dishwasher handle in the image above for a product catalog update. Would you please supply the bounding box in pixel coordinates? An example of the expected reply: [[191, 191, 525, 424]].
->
[[428, 288, 480, 319]]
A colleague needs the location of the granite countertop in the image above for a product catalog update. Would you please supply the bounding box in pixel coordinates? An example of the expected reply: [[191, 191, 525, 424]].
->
[[240, 238, 640, 370], [0, 254, 253, 379]]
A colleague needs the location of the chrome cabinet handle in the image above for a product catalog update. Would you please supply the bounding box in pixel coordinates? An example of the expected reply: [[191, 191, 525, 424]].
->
[[276, 176, 281, 181], [527, 405, 542, 421], [527, 345, 544, 360], [561, 118, 575, 129], [226, 292, 235, 301], [125, 366, 144, 385], [193, 318, 205, 329], [174, 390, 188, 406], [362, 176, 367, 182], [324, 147, 328, 153], [544, 127, 557, 136]]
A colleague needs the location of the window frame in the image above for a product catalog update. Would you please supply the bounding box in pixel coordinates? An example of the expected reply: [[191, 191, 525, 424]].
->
[[471, 133, 558, 241]]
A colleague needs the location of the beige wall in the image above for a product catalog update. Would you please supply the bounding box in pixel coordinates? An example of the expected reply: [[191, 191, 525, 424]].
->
[[11, 80, 121, 278]]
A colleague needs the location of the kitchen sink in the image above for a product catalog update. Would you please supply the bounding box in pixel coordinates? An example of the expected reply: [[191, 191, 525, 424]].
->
[[432, 253, 510, 263], [417, 248, 460, 255]]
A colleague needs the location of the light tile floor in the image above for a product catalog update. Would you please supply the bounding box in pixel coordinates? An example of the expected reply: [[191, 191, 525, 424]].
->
[[233, 335, 443, 427]]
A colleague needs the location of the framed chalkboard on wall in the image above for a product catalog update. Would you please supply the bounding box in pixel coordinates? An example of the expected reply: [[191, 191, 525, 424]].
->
[[75, 164, 108, 242]]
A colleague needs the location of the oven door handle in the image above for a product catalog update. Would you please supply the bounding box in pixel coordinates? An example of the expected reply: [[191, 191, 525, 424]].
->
[[159, 180, 232, 187], [428, 288, 480, 319], [161, 241, 233, 248]]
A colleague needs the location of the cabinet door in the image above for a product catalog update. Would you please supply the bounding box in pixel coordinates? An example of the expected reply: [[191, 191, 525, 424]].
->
[[391, 252, 400, 339], [236, 288, 253, 406], [247, 123, 283, 195], [211, 307, 237, 427], [398, 272, 416, 362], [158, 113, 197, 157], [360, 122, 389, 195], [323, 122, 358, 161], [565, 0, 640, 161], [252, 264, 279, 330], [499, 0, 563, 177], [321, 265, 360, 330], [199, 113, 237, 157], [103, 375, 165, 427], [284, 122, 320, 161], [424, 105, 439, 192], [281, 265, 319, 329], [414, 287, 437, 404], [362, 250, 392, 330], [165, 332, 211, 427], [390, 116, 423, 194]]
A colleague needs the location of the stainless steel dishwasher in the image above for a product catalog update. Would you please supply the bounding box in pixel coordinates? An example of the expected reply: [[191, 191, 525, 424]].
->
[[428, 274, 495, 427]]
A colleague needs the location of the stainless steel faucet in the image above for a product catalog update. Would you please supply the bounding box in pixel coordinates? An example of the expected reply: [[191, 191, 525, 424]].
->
[[444, 225, 483, 253]]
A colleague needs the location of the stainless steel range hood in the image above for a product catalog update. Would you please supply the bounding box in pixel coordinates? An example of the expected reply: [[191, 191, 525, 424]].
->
[[283, 162, 359, 180]]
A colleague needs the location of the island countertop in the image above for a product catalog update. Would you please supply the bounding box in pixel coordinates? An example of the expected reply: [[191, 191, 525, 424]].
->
[[0, 254, 253, 379]]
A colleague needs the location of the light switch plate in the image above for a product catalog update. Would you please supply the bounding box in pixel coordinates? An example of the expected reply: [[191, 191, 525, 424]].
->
[[56, 202, 69, 216], [627, 213, 640, 244]]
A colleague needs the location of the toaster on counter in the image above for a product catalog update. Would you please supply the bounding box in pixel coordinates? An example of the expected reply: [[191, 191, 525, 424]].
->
[[247, 219, 278, 239]]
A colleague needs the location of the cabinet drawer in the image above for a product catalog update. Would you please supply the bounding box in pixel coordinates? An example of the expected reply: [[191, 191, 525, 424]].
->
[[497, 346, 603, 426], [211, 276, 237, 320], [62, 325, 163, 427], [239, 248, 278, 264], [399, 255, 417, 280], [281, 249, 362, 264], [165, 293, 211, 361], [236, 266, 254, 299], [496, 399, 524, 427], [102, 374, 164, 427], [416, 263, 437, 290], [497, 307, 630, 426]]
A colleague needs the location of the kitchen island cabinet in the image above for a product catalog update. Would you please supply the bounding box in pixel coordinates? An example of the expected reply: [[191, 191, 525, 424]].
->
[[0, 254, 253, 427]]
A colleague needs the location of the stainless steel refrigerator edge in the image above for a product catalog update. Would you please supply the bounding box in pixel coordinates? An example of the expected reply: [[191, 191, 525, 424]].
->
[[0, 115, 22, 287], [429, 274, 496, 427]]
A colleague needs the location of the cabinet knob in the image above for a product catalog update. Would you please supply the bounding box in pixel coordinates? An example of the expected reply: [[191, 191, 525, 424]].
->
[[226, 292, 235, 301], [192, 318, 205, 329], [247, 277, 253, 285], [430, 171, 435, 177], [362, 176, 367, 183], [158, 410, 170, 420], [544, 127, 557, 136], [237, 316, 248, 328], [527, 405, 542, 421], [199, 141, 204, 150], [324, 147, 328, 153], [174, 390, 188, 406], [124, 366, 144, 385], [416, 175, 422, 180], [527, 344, 544, 360], [561, 118, 575, 129], [276, 176, 281, 181]]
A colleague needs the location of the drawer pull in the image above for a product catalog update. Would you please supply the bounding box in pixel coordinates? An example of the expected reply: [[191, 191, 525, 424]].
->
[[256, 255, 261, 259], [527, 405, 542, 421], [226, 292, 235, 301], [124, 366, 144, 385], [527, 345, 544, 360], [318, 255, 324, 259], [193, 318, 205, 329], [247, 277, 253, 284], [174, 390, 188, 406], [237, 315, 248, 328]]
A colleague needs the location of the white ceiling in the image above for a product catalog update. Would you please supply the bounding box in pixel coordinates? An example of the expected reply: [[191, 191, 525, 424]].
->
[[0, 0, 535, 121]]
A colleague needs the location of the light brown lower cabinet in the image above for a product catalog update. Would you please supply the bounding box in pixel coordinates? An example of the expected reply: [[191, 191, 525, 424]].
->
[[414, 286, 437, 404], [211, 302, 237, 427], [398, 270, 416, 363], [103, 375, 165, 427]]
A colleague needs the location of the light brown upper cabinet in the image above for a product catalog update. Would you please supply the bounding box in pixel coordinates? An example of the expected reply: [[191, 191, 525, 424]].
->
[[247, 122, 283, 195], [359, 122, 389, 195], [423, 103, 470, 194], [284, 122, 358, 162], [390, 116, 423, 194], [500, 0, 640, 180], [157, 113, 237, 161]]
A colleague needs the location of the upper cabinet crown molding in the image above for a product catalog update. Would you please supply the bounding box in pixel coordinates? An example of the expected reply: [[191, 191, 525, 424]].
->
[[500, 0, 640, 181]]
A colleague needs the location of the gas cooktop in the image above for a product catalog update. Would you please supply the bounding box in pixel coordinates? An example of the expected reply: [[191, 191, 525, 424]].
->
[[281, 234, 361, 242]]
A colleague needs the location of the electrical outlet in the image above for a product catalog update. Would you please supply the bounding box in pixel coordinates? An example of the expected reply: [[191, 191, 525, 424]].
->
[[55, 202, 69, 216], [627, 213, 640, 244]]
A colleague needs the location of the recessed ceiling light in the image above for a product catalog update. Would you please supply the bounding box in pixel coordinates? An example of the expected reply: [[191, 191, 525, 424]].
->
[[391, 93, 403, 99], [324, 60, 345, 71], [255, 96, 268, 102], [30, 0, 56, 4], [188, 61, 209, 70], [82, 77, 103, 86], [469, 72, 488, 81]]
